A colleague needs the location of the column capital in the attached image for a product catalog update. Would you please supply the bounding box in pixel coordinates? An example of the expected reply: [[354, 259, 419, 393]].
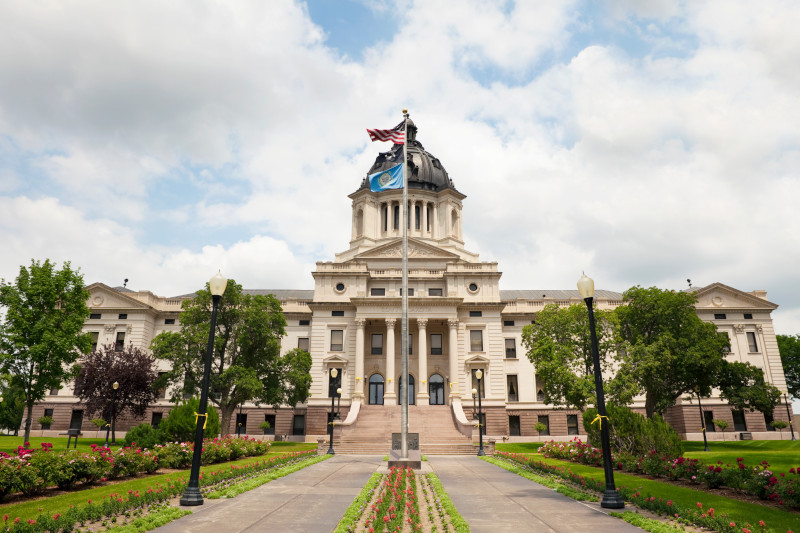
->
[[354, 318, 366, 328], [448, 318, 459, 329], [417, 318, 428, 329], [386, 318, 397, 328]]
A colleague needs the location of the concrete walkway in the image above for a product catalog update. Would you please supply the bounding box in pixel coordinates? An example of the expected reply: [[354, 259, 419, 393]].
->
[[154, 454, 644, 533], [428, 455, 642, 533], [153, 455, 382, 533]]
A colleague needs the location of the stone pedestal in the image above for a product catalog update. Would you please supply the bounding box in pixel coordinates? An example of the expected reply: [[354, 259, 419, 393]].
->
[[388, 432, 421, 469]]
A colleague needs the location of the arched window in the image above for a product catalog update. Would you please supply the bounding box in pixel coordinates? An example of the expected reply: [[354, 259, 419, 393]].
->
[[451, 209, 459, 236], [355, 208, 364, 236], [368, 374, 385, 405]]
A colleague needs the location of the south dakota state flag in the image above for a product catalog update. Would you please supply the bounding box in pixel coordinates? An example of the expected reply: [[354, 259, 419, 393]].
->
[[369, 163, 403, 192]]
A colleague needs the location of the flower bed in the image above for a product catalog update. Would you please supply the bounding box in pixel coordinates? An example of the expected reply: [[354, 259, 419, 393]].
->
[[537, 439, 800, 509], [0, 436, 270, 503], [0, 450, 316, 533]]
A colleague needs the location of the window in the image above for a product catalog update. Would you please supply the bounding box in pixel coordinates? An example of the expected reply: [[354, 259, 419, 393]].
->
[[69, 410, 84, 431], [297, 337, 309, 351], [567, 414, 579, 435], [263, 414, 276, 435], [719, 332, 731, 352], [292, 414, 305, 436], [507, 375, 518, 402], [732, 410, 747, 431], [505, 338, 516, 358], [746, 332, 759, 352], [400, 288, 414, 296], [115, 332, 125, 351], [332, 310, 344, 317], [469, 311, 482, 317], [41, 409, 54, 429], [764, 412, 776, 431], [537, 415, 550, 436], [371, 288, 385, 296], [50, 386, 59, 395], [471, 369, 485, 398], [503, 320, 515, 327], [371, 334, 383, 355], [330, 330, 343, 351], [430, 334, 442, 355], [90, 331, 99, 352], [704, 411, 715, 432], [509, 415, 521, 436], [468, 283, 478, 292], [151, 412, 163, 429], [382, 204, 388, 232], [744, 313, 753, 319], [714, 313, 727, 320], [408, 334, 413, 355], [428, 288, 443, 296], [299, 319, 310, 326], [118, 313, 127, 320], [470, 330, 483, 351], [89, 313, 101, 319], [415, 205, 420, 229], [235, 413, 247, 434], [335, 283, 345, 292], [393, 205, 399, 230], [157, 371, 168, 399], [164, 318, 176, 325]]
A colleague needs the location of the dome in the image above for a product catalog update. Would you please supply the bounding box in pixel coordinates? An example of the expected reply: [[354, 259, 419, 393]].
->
[[360, 118, 459, 192]]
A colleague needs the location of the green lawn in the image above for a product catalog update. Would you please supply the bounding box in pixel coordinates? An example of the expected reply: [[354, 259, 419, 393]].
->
[[0, 447, 316, 521], [494, 442, 546, 453], [682, 440, 800, 475], [532, 455, 800, 533]]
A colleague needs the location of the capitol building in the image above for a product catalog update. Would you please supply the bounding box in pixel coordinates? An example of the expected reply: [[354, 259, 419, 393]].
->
[[37, 119, 793, 450]]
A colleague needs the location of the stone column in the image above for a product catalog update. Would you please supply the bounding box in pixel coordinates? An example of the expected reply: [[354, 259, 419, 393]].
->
[[385, 318, 397, 405], [354, 318, 365, 400], [448, 319, 461, 402], [417, 319, 428, 402]]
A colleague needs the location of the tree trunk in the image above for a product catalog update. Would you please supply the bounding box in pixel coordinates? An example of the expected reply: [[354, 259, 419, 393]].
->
[[23, 400, 34, 444], [644, 393, 656, 419], [220, 404, 235, 437]]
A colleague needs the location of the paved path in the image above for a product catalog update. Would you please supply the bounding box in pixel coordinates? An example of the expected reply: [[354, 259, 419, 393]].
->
[[428, 455, 643, 533], [153, 455, 382, 533], [154, 454, 644, 533]]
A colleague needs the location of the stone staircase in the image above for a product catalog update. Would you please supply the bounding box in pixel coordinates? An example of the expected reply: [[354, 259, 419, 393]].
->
[[333, 404, 477, 455]]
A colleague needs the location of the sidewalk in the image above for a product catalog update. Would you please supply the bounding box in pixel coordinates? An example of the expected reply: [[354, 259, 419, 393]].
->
[[153, 455, 382, 533], [154, 454, 643, 533], [428, 455, 642, 533]]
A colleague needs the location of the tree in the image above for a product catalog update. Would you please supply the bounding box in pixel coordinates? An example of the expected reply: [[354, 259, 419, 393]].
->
[[150, 279, 312, 434], [614, 286, 731, 418], [777, 334, 800, 399], [73, 343, 159, 442], [717, 361, 781, 415], [521, 303, 618, 410], [0, 375, 25, 435], [712, 418, 729, 440], [770, 420, 789, 439], [0, 259, 91, 443]]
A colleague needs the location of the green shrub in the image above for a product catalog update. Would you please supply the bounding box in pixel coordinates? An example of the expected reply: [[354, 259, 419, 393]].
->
[[583, 403, 682, 458], [37, 416, 54, 429], [124, 422, 164, 450], [159, 398, 221, 443]]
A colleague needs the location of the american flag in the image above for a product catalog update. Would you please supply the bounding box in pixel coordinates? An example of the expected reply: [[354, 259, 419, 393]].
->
[[366, 121, 405, 144]]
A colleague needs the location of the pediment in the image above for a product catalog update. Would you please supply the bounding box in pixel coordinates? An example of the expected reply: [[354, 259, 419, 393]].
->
[[354, 238, 460, 260], [85, 283, 152, 310], [323, 355, 350, 368], [465, 354, 491, 366], [693, 282, 777, 310]]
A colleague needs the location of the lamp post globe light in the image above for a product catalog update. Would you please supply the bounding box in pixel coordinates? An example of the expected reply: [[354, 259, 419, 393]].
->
[[577, 273, 624, 509], [180, 271, 227, 507], [327, 368, 339, 455], [475, 369, 485, 457]]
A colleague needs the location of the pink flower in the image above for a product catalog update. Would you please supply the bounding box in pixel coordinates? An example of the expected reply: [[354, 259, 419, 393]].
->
[[759, 520, 765, 526], [697, 502, 702, 509], [730, 522, 735, 527]]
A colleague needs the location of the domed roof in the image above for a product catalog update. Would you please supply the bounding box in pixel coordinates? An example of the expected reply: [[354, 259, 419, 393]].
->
[[360, 118, 459, 192]]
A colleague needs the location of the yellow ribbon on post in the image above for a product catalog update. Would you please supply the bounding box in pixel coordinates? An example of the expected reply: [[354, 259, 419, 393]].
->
[[591, 414, 609, 430], [194, 412, 208, 430]]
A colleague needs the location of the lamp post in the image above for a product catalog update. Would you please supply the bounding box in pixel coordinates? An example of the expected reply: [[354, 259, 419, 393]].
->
[[181, 271, 227, 507], [577, 273, 624, 509], [336, 387, 343, 420], [785, 393, 796, 441], [475, 370, 485, 456], [327, 368, 339, 455], [105, 381, 119, 446], [696, 389, 710, 451], [472, 388, 477, 420]]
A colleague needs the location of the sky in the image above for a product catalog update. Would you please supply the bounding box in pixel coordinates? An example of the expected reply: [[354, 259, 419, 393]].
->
[[0, 0, 799, 334]]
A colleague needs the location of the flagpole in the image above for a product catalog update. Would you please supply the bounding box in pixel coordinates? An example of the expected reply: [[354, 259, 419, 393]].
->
[[400, 109, 409, 460]]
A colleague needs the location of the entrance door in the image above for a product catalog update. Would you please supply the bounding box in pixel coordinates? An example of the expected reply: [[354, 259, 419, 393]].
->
[[398, 375, 415, 405], [429, 374, 444, 405], [368, 374, 384, 405]]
